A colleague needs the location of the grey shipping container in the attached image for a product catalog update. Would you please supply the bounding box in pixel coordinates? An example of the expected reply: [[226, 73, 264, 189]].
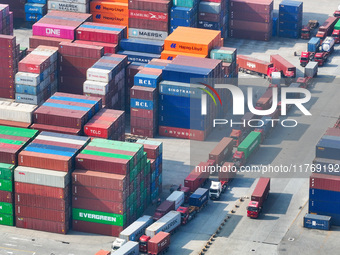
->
[[113, 241, 139, 255], [304, 62, 318, 78], [316, 138, 340, 160]]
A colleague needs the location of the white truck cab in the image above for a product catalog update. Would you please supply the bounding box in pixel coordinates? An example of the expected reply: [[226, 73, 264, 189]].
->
[[209, 181, 222, 200], [111, 238, 126, 252]]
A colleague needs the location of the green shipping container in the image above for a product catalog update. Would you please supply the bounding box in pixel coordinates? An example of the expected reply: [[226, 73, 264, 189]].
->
[[210, 48, 236, 63], [335, 20, 340, 30], [0, 179, 13, 192], [0, 202, 13, 215], [0, 125, 38, 138], [237, 131, 261, 160], [0, 163, 15, 180], [173, 0, 196, 8], [72, 208, 126, 226], [0, 213, 14, 226]]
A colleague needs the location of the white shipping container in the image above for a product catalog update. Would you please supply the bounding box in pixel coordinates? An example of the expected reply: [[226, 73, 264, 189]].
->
[[14, 166, 70, 188], [166, 191, 184, 210], [48, 1, 89, 13], [51, 0, 89, 4], [83, 80, 110, 96], [35, 133, 89, 146], [31, 47, 58, 63], [119, 215, 153, 242], [113, 241, 139, 255], [87, 68, 113, 83], [145, 211, 181, 237], [0, 101, 37, 123], [129, 28, 168, 41], [15, 72, 40, 86], [15, 93, 44, 106]]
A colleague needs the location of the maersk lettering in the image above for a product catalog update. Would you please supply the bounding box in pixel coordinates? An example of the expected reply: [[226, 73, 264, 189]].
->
[[162, 219, 178, 232], [139, 31, 163, 38]]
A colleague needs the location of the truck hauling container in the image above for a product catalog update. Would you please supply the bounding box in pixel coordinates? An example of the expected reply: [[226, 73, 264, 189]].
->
[[166, 191, 185, 210], [112, 215, 153, 251], [316, 16, 338, 43], [153, 201, 175, 221], [209, 163, 236, 200], [301, 20, 319, 40], [331, 19, 340, 43], [254, 116, 274, 143], [233, 131, 261, 168], [147, 232, 170, 255], [177, 188, 209, 225], [270, 54, 296, 79], [144, 210, 181, 238], [255, 88, 275, 110], [247, 178, 270, 218], [237, 55, 276, 78], [300, 37, 321, 67], [230, 112, 258, 147], [184, 162, 210, 192], [209, 137, 234, 166], [112, 241, 139, 255]]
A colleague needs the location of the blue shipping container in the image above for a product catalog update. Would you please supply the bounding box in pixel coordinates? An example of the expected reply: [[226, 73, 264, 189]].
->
[[309, 188, 340, 202], [134, 73, 161, 88], [159, 81, 203, 98], [279, 29, 300, 39], [189, 188, 209, 207], [272, 17, 278, 37], [25, 13, 43, 22], [308, 37, 321, 52], [159, 114, 206, 130], [308, 212, 340, 226], [159, 94, 201, 109], [316, 138, 340, 160], [131, 98, 154, 110], [144, 64, 166, 70], [171, 6, 196, 19], [279, 21, 302, 30], [162, 64, 212, 83], [171, 18, 196, 27], [119, 39, 164, 54], [27, 0, 47, 3], [304, 214, 331, 230], [279, 0, 303, 14], [309, 199, 340, 215], [24, 3, 46, 15], [118, 51, 160, 64], [16, 84, 42, 95], [198, 20, 223, 30], [279, 12, 302, 22]]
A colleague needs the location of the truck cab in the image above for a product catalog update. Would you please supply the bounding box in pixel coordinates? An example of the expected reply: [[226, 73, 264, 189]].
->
[[284, 67, 296, 78], [230, 129, 243, 147], [139, 235, 151, 253], [296, 77, 312, 89], [233, 151, 245, 168], [314, 52, 328, 66], [334, 10, 340, 17], [209, 181, 223, 200], [247, 201, 260, 218], [112, 238, 126, 252], [316, 31, 326, 44], [301, 26, 311, 40], [267, 65, 277, 78], [177, 206, 197, 225], [332, 29, 340, 43], [300, 52, 313, 67]]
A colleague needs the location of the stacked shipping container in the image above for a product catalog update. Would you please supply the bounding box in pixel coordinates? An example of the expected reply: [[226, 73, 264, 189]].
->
[[128, 0, 171, 41], [25, 1, 47, 22], [170, 0, 198, 33], [31, 92, 102, 135], [0, 125, 38, 226], [90, 0, 128, 26], [229, 0, 273, 41], [15, 132, 90, 233], [278, 0, 303, 39], [15, 46, 58, 105], [84, 53, 128, 110], [0, 4, 13, 35], [126, 62, 146, 112], [0, 1, 24, 19], [309, 125, 340, 225], [0, 35, 19, 99], [84, 108, 125, 141], [73, 139, 150, 236], [0, 101, 37, 128], [48, 0, 89, 13]]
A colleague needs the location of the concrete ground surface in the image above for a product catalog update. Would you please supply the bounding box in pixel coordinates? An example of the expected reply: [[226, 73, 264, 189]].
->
[[1, 0, 340, 254]]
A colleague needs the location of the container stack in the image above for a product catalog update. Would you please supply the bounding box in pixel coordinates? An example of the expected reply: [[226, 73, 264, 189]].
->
[[30, 11, 91, 49], [25, 1, 47, 23], [0, 101, 37, 128], [0, 1, 24, 20], [128, 0, 171, 42], [159, 55, 222, 140], [125, 62, 146, 112], [0, 34, 18, 99], [130, 66, 163, 137], [84, 108, 125, 141], [278, 0, 303, 39], [0, 126, 38, 227], [0, 4, 13, 35], [15, 132, 90, 234], [15, 46, 58, 106], [137, 139, 163, 204], [210, 47, 237, 78], [309, 127, 340, 225], [59, 42, 104, 95], [48, 0, 89, 13], [198, 0, 227, 38], [75, 22, 128, 54], [161, 27, 222, 60], [84, 53, 128, 110], [90, 0, 128, 27], [31, 92, 102, 135], [73, 139, 150, 236], [229, 0, 274, 41], [170, 2, 198, 33], [118, 38, 163, 64]]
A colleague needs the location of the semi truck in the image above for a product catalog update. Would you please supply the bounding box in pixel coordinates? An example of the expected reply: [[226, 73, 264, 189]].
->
[[254, 117, 274, 143], [300, 37, 321, 67], [301, 20, 319, 40], [314, 37, 335, 66], [147, 232, 170, 255], [230, 112, 258, 147], [316, 16, 338, 43], [166, 191, 184, 210], [112, 215, 153, 251], [247, 178, 270, 219], [209, 137, 234, 166], [177, 188, 209, 224], [140, 211, 181, 252], [112, 241, 139, 255], [209, 162, 236, 200], [255, 88, 274, 110], [153, 201, 175, 221], [270, 54, 296, 79], [184, 162, 210, 192], [332, 19, 340, 43], [334, 5, 340, 17], [237, 55, 277, 78], [233, 131, 261, 168]]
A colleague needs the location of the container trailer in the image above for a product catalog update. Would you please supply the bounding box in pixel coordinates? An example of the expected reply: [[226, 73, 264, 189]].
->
[[184, 162, 210, 192], [166, 191, 184, 210], [270, 55, 296, 78], [209, 137, 234, 166], [230, 112, 258, 148], [153, 201, 175, 221], [304, 62, 318, 80], [147, 232, 170, 255], [316, 16, 338, 43], [254, 117, 274, 143], [334, 5, 340, 17], [301, 20, 319, 40], [237, 55, 276, 78], [255, 88, 274, 110], [233, 132, 261, 168], [112, 241, 139, 255], [300, 37, 320, 67], [247, 178, 270, 218]]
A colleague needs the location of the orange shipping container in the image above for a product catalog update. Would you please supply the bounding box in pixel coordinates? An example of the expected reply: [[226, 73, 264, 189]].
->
[[92, 12, 128, 26], [161, 50, 207, 60], [90, 1, 129, 16]]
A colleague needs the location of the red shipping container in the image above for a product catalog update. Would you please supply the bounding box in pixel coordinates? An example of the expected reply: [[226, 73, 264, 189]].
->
[[128, 0, 171, 13], [148, 232, 170, 254], [230, 10, 272, 23], [72, 220, 123, 236], [310, 173, 340, 192], [127, 63, 145, 77], [209, 137, 234, 166], [73, 196, 126, 214], [139, 144, 159, 159], [129, 9, 168, 22], [75, 154, 130, 175], [76, 27, 122, 44], [131, 126, 156, 138], [0, 87, 15, 99], [72, 169, 128, 191], [59, 42, 104, 59], [237, 55, 272, 75], [0, 190, 12, 203], [19, 151, 72, 172], [230, 19, 272, 33], [159, 126, 207, 141], [30, 124, 81, 136], [229, 29, 272, 41], [0, 144, 21, 165], [0, 119, 31, 129], [325, 128, 340, 137], [184, 163, 210, 192], [74, 40, 118, 54], [29, 36, 72, 49], [15, 193, 68, 211], [60, 54, 99, 69], [130, 86, 157, 101], [130, 108, 157, 120], [131, 117, 157, 129], [18, 54, 50, 74], [16, 217, 69, 234], [129, 18, 168, 32], [0, 34, 16, 48], [230, 0, 273, 14], [72, 185, 127, 203], [198, 12, 221, 22], [16, 205, 70, 223], [15, 182, 69, 199], [218, 162, 237, 182]]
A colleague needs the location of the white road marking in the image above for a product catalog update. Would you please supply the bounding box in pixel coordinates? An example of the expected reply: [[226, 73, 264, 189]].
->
[[4, 244, 17, 247], [10, 237, 31, 242]]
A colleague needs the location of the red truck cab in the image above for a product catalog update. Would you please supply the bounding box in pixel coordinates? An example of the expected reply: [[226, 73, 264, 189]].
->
[[334, 10, 340, 17], [139, 235, 151, 253], [300, 52, 313, 67], [247, 178, 270, 219], [177, 206, 197, 225], [301, 26, 311, 40], [332, 29, 340, 43], [314, 52, 328, 66], [233, 151, 245, 167], [296, 77, 312, 89], [230, 129, 243, 147], [247, 201, 261, 218]]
